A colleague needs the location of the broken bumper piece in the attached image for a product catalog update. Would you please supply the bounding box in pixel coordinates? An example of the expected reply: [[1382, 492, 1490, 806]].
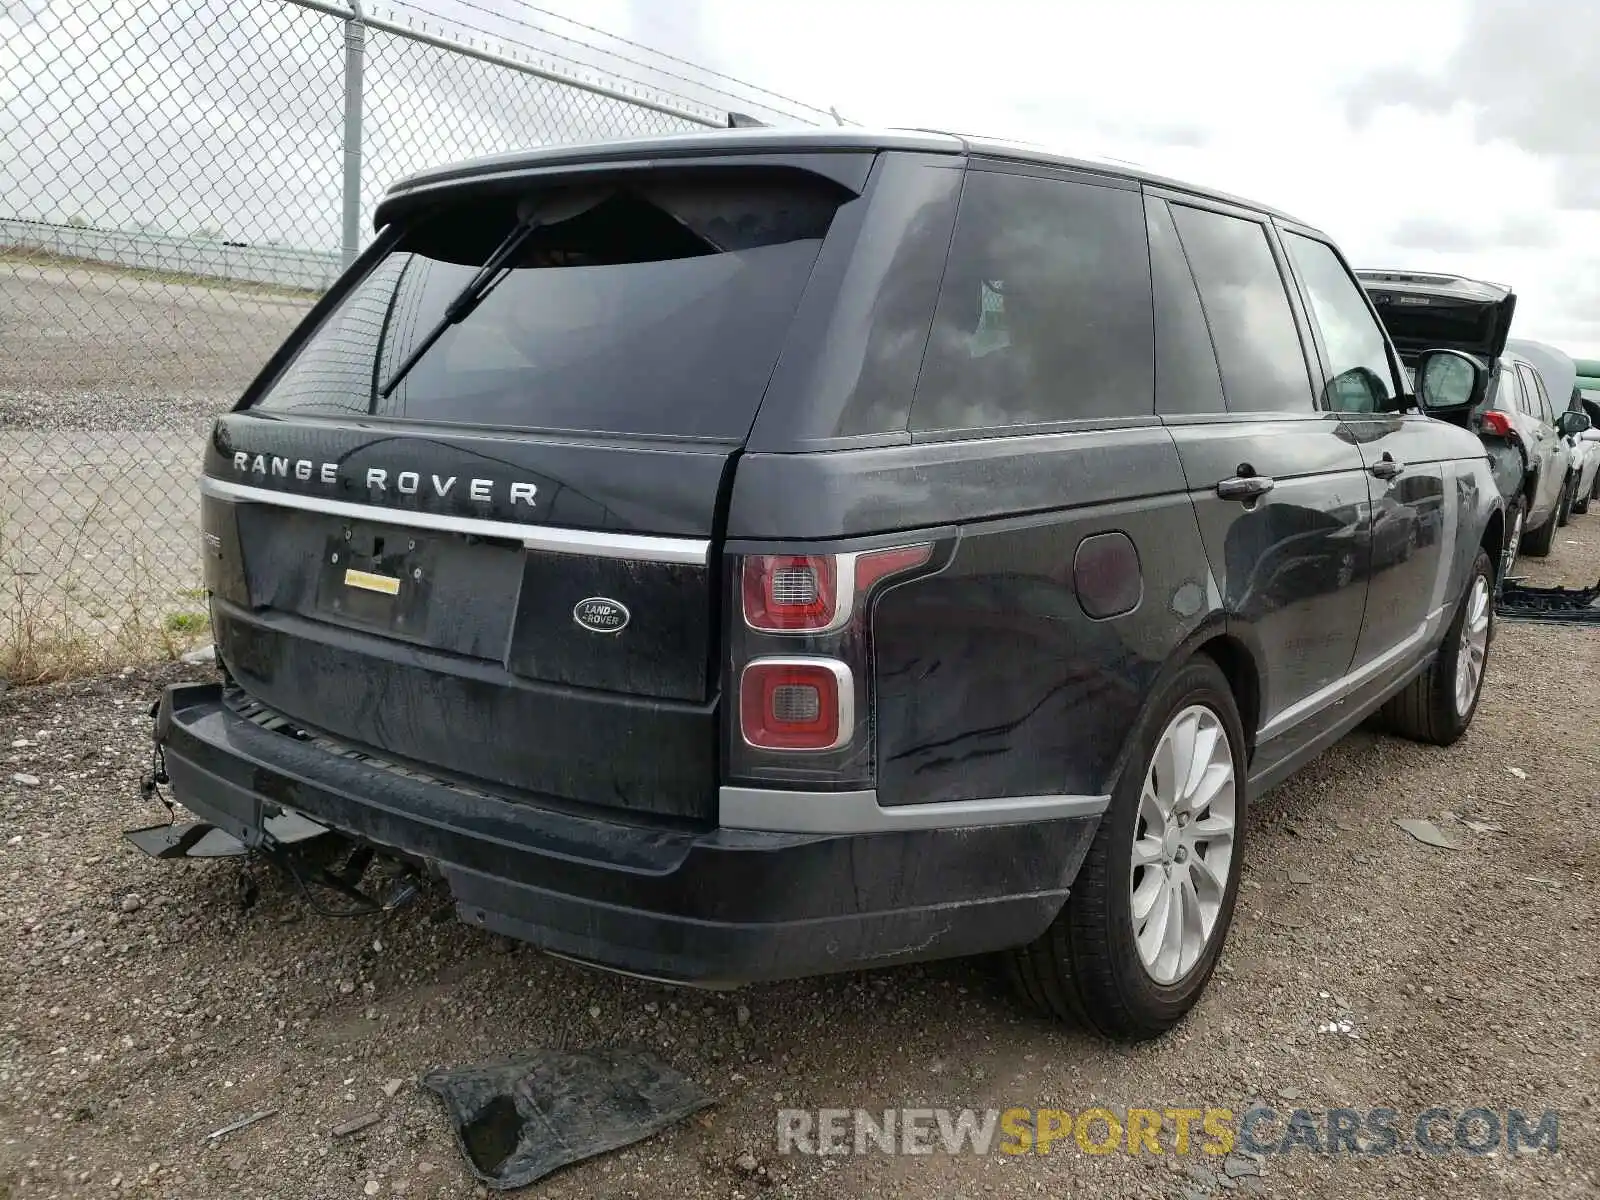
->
[[146, 682, 1097, 986], [124, 804, 332, 860], [125, 820, 249, 859], [1498, 578, 1600, 624]]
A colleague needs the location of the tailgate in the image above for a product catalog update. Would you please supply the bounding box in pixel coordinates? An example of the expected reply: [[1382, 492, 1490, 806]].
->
[[201, 416, 730, 819], [198, 162, 862, 821]]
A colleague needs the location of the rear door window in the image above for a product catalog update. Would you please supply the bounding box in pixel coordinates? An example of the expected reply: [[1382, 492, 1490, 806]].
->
[[1517, 364, 1553, 424], [252, 171, 849, 439], [1147, 198, 1225, 416], [1282, 232, 1397, 414], [910, 167, 1153, 433], [1497, 367, 1524, 415], [1169, 205, 1314, 415]]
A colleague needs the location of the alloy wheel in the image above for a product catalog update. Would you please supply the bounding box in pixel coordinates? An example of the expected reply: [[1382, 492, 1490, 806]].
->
[[1454, 573, 1491, 717], [1129, 704, 1236, 985], [1505, 507, 1524, 572]]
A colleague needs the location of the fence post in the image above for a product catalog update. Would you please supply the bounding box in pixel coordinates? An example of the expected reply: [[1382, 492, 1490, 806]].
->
[[340, 1, 365, 268]]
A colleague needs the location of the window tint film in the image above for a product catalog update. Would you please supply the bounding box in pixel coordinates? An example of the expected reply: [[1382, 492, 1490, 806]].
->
[[1147, 198, 1224, 415], [1283, 233, 1396, 414], [253, 171, 848, 439], [911, 169, 1153, 432], [1170, 205, 1312, 415]]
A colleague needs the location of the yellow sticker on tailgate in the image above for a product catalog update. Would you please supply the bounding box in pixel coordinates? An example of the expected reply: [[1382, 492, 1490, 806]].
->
[[343, 568, 401, 596]]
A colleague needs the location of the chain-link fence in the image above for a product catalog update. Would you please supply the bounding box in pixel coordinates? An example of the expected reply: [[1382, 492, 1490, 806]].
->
[[0, 0, 834, 680]]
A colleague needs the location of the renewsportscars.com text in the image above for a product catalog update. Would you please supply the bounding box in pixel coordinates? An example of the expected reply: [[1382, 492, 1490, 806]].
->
[[776, 1106, 1560, 1158]]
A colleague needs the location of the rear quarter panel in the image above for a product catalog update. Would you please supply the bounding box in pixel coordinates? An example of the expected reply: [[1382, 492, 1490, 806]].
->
[[727, 427, 1226, 804]]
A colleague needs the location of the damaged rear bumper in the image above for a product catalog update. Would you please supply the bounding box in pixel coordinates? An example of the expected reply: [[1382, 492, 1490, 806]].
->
[[151, 683, 1096, 985]]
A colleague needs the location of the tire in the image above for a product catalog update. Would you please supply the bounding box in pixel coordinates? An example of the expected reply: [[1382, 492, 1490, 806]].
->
[[1379, 549, 1493, 746], [1573, 475, 1591, 515], [1522, 494, 1560, 558], [1006, 654, 1246, 1041], [1557, 476, 1574, 527]]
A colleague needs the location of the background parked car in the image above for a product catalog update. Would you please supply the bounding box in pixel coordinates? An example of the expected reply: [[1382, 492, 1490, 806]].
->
[[1357, 271, 1578, 568], [1505, 339, 1586, 535], [1569, 393, 1600, 516]]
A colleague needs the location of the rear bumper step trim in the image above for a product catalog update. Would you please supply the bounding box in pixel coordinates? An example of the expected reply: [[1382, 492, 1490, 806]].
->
[[201, 477, 710, 565], [718, 786, 1110, 833]]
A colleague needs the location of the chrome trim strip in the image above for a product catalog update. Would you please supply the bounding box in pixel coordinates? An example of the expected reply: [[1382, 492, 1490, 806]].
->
[[718, 787, 1110, 834], [1257, 620, 1430, 742], [737, 657, 855, 752], [200, 477, 710, 565]]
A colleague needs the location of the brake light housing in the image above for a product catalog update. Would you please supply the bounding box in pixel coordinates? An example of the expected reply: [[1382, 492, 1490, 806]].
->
[[726, 541, 938, 785], [742, 555, 840, 632], [1480, 411, 1514, 438], [741, 546, 933, 635]]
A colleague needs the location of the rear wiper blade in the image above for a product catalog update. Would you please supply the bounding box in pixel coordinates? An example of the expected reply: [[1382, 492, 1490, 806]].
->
[[378, 214, 538, 399], [379, 189, 610, 399]]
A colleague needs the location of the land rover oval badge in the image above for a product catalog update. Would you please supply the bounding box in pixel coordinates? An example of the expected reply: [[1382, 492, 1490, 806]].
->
[[573, 597, 629, 634]]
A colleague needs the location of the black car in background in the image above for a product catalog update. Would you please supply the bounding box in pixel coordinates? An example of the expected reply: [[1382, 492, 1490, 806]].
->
[[143, 129, 1506, 1040]]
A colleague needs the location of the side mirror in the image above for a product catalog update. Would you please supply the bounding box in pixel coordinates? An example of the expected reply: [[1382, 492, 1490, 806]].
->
[[1556, 409, 1593, 438], [1414, 348, 1487, 413]]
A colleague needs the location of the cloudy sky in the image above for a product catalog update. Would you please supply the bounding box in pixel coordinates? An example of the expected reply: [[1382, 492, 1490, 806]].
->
[[4, 0, 1595, 357], [538, 0, 1600, 359]]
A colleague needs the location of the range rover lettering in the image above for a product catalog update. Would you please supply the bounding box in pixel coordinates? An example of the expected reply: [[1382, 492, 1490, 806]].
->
[[142, 129, 1504, 1040]]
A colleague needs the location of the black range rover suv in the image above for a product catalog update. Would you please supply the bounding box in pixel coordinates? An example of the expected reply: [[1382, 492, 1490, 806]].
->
[[152, 128, 1504, 1039]]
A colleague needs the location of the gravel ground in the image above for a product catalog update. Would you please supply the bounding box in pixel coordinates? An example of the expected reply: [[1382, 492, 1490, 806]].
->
[[0, 262, 308, 647], [0, 261, 309, 430], [3, 518, 1598, 1199]]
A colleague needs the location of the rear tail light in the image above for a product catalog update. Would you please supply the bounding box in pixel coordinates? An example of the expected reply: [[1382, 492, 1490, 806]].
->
[[741, 545, 932, 634], [742, 555, 839, 632], [739, 658, 853, 751], [730, 541, 934, 777], [1481, 411, 1514, 437]]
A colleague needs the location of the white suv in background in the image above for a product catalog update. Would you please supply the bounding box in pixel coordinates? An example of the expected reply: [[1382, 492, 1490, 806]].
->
[[1570, 394, 1600, 516]]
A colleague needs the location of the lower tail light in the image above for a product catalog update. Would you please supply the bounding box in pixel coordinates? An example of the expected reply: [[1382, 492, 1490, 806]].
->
[[1480, 411, 1514, 437], [739, 658, 853, 751]]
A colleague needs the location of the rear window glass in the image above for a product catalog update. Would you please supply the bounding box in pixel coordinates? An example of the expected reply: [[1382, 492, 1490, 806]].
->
[[910, 168, 1153, 433], [1492, 366, 1523, 415], [1518, 364, 1553, 422], [253, 171, 847, 438], [1169, 205, 1312, 415]]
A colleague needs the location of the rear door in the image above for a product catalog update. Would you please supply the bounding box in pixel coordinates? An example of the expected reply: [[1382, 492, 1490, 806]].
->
[[1278, 228, 1450, 671], [1148, 194, 1371, 733], [201, 162, 863, 821]]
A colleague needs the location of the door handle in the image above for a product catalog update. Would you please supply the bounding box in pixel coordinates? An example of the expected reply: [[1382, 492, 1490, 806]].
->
[[1216, 474, 1275, 501], [1370, 454, 1403, 480]]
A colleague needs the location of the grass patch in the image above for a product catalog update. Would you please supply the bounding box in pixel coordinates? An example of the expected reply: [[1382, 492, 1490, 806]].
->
[[2, 590, 211, 684], [163, 610, 207, 634], [1, 511, 210, 684]]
